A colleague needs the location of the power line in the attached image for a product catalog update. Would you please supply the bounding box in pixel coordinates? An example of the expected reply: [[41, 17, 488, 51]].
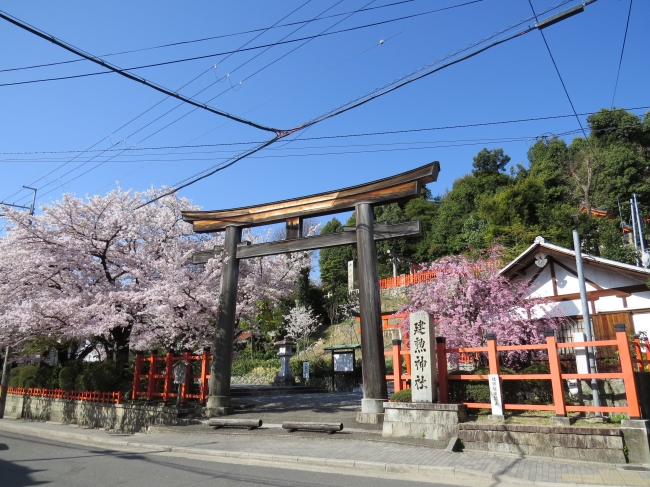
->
[[2, 1, 318, 203], [0, 2, 481, 88], [28, 0, 368, 203], [4, 0, 483, 203], [527, 0, 591, 142], [611, 0, 633, 109], [0, 0, 417, 74], [3, 106, 649, 157], [0, 9, 281, 134], [138, 0, 599, 208]]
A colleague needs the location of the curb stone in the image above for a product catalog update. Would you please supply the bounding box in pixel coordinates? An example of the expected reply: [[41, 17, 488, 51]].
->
[[0, 421, 641, 487]]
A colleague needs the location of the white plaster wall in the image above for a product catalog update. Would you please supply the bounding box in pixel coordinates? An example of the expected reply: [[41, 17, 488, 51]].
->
[[632, 312, 650, 337], [626, 291, 650, 311], [594, 295, 627, 313]]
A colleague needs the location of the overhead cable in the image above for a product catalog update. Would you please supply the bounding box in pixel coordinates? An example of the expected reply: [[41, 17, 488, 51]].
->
[[138, 0, 599, 207], [0, 0, 417, 74], [611, 0, 634, 109], [0, 1, 482, 88]]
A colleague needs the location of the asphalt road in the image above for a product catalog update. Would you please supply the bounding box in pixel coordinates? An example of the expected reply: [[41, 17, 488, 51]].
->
[[0, 430, 457, 487]]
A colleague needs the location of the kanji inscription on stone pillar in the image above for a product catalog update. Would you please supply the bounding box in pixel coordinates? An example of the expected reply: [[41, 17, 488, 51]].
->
[[409, 311, 437, 403]]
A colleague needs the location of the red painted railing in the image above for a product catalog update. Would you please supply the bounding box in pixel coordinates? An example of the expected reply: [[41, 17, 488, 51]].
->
[[6, 387, 122, 404], [132, 348, 211, 404], [386, 324, 646, 418], [379, 271, 437, 290]]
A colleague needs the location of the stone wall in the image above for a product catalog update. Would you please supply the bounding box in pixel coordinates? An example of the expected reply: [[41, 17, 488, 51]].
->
[[459, 423, 626, 463], [382, 403, 467, 441], [4, 394, 178, 432]]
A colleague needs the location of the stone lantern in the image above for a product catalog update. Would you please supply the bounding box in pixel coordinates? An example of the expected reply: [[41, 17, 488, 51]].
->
[[273, 338, 296, 387]]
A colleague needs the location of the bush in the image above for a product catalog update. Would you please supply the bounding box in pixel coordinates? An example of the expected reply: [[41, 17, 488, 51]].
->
[[231, 358, 280, 376], [73, 362, 120, 392], [59, 362, 83, 391], [8, 367, 21, 388], [390, 389, 411, 402], [17, 365, 39, 389], [448, 364, 554, 405]]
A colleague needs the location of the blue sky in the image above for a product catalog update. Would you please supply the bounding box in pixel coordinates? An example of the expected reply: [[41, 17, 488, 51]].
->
[[1, 0, 648, 224]]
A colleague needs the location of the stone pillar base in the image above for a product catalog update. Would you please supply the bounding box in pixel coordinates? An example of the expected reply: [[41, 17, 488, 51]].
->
[[361, 398, 385, 414], [487, 414, 505, 421], [272, 376, 296, 387], [382, 403, 467, 441], [356, 412, 384, 424], [549, 416, 572, 426], [205, 394, 231, 416], [621, 419, 650, 464], [204, 406, 233, 417]]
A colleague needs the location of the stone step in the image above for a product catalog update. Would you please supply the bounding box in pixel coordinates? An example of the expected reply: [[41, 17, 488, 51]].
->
[[230, 386, 327, 397]]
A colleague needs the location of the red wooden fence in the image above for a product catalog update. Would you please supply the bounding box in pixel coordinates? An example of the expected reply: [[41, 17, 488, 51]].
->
[[386, 324, 646, 418], [132, 348, 211, 404], [6, 387, 122, 404]]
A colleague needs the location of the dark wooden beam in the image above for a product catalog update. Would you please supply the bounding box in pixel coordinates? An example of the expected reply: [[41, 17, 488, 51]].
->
[[236, 221, 421, 260], [285, 217, 302, 240], [182, 162, 439, 232]]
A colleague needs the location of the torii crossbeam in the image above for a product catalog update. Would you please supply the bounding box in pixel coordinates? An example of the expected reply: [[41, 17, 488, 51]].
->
[[182, 162, 440, 420]]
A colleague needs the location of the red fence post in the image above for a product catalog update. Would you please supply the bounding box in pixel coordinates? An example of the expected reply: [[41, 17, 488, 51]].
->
[[132, 351, 142, 401], [163, 349, 174, 403], [146, 351, 157, 401], [436, 337, 448, 403], [616, 324, 642, 419], [391, 339, 402, 393], [545, 329, 567, 417], [200, 348, 210, 404], [486, 334, 500, 375], [633, 336, 644, 372]]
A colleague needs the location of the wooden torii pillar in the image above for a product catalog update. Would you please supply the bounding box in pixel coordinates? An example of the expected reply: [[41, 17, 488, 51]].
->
[[183, 162, 440, 419]]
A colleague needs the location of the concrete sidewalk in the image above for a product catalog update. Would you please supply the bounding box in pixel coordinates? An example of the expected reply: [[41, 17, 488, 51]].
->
[[1, 419, 649, 486]]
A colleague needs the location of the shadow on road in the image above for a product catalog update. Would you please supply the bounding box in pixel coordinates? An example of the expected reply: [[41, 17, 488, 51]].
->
[[0, 456, 48, 487]]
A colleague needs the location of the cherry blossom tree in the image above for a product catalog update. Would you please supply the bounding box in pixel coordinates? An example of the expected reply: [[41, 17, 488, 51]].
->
[[284, 305, 319, 354], [0, 187, 312, 367], [400, 247, 565, 367]]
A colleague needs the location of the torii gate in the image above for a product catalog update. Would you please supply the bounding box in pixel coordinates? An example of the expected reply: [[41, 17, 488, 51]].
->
[[181, 162, 440, 420]]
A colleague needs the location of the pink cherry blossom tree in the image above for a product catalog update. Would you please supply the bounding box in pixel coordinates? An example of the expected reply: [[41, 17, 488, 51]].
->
[[400, 246, 565, 367], [0, 187, 312, 367]]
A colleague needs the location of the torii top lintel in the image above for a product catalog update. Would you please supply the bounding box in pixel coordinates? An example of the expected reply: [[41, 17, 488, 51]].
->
[[182, 162, 440, 233]]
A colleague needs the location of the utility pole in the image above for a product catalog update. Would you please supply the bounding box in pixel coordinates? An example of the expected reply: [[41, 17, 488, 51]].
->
[[0, 345, 12, 419], [631, 198, 640, 266], [572, 230, 601, 414], [634, 194, 646, 255]]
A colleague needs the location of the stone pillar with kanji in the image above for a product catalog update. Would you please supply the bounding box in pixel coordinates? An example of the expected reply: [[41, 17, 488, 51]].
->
[[409, 311, 437, 403]]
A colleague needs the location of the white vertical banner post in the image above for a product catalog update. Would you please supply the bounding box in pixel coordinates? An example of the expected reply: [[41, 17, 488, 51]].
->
[[409, 311, 437, 403], [488, 374, 504, 416], [303, 361, 310, 380]]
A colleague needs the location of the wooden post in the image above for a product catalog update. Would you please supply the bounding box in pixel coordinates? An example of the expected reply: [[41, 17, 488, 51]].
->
[[391, 339, 402, 393], [132, 351, 143, 401], [0, 345, 12, 419], [436, 337, 448, 403], [355, 203, 388, 419], [285, 217, 303, 240], [200, 347, 210, 404], [545, 329, 567, 417], [146, 351, 157, 401], [163, 350, 174, 402], [616, 324, 642, 419], [206, 225, 242, 416]]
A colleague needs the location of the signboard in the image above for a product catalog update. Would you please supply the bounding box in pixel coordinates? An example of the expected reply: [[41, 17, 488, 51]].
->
[[303, 361, 310, 379], [409, 311, 437, 403], [172, 361, 188, 384], [488, 374, 504, 416], [333, 352, 354, 372]]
